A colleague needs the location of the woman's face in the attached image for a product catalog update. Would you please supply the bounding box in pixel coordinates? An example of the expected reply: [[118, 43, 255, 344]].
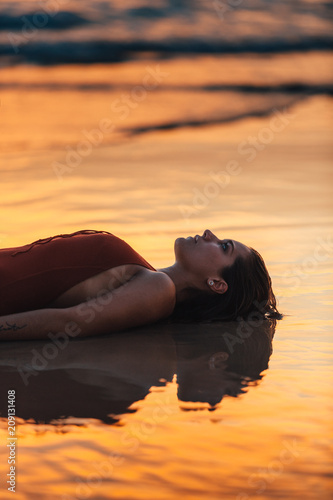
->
[[175, 229, 251, 287]]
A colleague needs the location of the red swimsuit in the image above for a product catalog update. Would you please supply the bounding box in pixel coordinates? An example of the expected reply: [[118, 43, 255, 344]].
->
[[0, 230, 155, 315]]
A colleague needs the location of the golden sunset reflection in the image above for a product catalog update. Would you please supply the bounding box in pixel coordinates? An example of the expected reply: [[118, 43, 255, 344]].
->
[[0, 1, 333, 498]]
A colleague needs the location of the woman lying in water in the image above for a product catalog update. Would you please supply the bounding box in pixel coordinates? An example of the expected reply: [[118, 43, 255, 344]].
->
[[0, 229, 282, 341]]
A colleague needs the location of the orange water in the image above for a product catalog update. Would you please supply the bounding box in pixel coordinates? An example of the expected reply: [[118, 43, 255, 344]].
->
[[0, 53, 332, 499]]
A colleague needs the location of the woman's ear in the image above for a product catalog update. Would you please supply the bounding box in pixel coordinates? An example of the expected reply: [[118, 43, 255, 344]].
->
[[207, 279, 228, 294]]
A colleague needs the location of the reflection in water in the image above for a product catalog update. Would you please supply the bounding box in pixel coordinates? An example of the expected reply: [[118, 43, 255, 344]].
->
[[0, 320, 275, 425]]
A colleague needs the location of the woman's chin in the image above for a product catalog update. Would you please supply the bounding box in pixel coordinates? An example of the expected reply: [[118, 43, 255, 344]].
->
[[175, 236, 185, 245], [175, 236, 191, 247], [174, 236, 187, 256]]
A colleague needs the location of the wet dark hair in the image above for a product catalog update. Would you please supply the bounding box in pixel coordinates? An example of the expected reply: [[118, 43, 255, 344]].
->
[[170, 247, 282, 323], [175, 318, 276, 405]]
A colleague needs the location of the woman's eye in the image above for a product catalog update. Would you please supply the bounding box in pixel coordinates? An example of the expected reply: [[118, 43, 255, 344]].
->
[[221, 241, 228, 252]]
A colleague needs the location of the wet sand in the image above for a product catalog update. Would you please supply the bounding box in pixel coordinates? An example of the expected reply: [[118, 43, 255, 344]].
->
[[0, 52, 332, 499]]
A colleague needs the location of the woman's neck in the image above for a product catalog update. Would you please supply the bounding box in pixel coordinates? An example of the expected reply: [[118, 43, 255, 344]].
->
[[157, 263, 196, 303]]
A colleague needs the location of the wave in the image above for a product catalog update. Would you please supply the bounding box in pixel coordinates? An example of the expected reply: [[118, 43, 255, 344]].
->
[[121, 98, 304, 137], [0, 81, 331, 96], [1, 0, 332, 67], [0, 11, 89, 31], [1, 37, 333, 66]]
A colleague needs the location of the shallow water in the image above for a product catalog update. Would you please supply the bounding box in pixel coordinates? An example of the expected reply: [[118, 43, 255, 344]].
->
[[0, 318, 332, 500], [0, 1, 333, 499]]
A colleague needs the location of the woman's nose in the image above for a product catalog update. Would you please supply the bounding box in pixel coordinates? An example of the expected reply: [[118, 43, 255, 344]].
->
[[203, 229, 214, 240]]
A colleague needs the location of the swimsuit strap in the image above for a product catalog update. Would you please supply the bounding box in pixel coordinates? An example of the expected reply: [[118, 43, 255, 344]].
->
[[11, 229, 113, 257]]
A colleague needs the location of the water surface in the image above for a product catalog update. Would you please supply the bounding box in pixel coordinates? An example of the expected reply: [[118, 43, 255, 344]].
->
[[0, 1, 332, 498]]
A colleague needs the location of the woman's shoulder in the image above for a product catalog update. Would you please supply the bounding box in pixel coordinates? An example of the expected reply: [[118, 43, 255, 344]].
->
[[135, 269, 176, 316], [138, 269, 176, 297]]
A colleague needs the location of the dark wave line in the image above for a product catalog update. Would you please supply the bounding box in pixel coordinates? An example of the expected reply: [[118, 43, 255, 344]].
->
[[122, 100, 302, 137], [0, 98, 306, 154], [203, 83, 333, 95], [0, 11, 90, 31], [1, 38, 333, 65], [0, 81, 332, 96]]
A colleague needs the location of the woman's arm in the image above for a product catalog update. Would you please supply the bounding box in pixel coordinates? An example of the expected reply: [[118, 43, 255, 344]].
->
[[0, 307, 70, 341], [0, 271, 176, 341]]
